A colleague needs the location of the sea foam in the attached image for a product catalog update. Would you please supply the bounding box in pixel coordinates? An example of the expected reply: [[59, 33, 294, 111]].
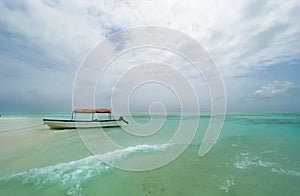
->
[[0, 144, 169, 195], [233, 151, 300, 177]]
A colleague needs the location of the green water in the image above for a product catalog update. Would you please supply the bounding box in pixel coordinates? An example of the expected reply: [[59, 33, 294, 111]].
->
[[0, 113, 299, 195]]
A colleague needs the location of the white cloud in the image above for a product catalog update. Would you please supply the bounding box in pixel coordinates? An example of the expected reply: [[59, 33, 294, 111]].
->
[[1, 0, 299, 112], [1, 0, 299, 75], [254, 80, 295, 97], [0, 0, 107, 65]]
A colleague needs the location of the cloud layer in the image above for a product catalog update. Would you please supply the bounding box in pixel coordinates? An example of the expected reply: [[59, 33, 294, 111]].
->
[[255, 80, 295, 97], [1, 0, 299, 72], [0, 0, 299, 112]]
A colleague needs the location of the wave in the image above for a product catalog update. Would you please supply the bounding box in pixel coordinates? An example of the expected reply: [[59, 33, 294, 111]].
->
[[271, 168, 300, 176], [211, 174, 235, 193], [219, 177, 235, 193], [0, 144, 169, 196], [233, 151, 300, 177]]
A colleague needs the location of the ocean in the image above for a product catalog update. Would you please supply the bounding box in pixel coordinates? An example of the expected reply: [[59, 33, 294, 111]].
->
[[0, 113, 299, 195]]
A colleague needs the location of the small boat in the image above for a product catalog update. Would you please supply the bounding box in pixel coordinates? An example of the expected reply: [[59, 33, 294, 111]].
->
[[43, 108, 128, 129]]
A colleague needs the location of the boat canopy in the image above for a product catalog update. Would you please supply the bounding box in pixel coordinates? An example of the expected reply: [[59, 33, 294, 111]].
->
[[73, 109, 111, 113]]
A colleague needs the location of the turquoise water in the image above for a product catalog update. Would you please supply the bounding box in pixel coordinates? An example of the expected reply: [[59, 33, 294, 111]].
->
[[0, 113, 299, 195]]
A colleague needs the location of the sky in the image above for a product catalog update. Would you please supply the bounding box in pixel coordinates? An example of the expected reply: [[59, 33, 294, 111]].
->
[[0, 0, 300, 113]]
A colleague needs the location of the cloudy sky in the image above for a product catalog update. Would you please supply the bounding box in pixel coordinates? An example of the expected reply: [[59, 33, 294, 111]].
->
[[0, 0, 299, 113]]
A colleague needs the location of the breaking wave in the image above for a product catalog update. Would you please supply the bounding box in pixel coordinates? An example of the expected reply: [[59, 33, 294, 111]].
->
[[233, 151, 300, 177], [0, 144, 169, 195]]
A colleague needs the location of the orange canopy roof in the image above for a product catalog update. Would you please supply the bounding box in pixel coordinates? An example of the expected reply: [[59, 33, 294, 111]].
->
[[73, 109, 111, 113]]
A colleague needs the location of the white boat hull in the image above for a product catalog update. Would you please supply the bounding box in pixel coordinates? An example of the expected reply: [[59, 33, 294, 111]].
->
[[43, 119, 122, 129]]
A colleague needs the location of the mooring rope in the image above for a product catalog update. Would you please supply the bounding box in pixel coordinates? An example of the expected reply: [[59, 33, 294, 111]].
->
[[0, 123, 44, 134]]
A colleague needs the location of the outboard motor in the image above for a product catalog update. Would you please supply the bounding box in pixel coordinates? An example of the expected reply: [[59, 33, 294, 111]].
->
[[119, 116, 128, 124]]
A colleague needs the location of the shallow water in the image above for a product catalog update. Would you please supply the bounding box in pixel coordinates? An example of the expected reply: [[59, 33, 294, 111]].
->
[[0, 113, 299, 195]]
